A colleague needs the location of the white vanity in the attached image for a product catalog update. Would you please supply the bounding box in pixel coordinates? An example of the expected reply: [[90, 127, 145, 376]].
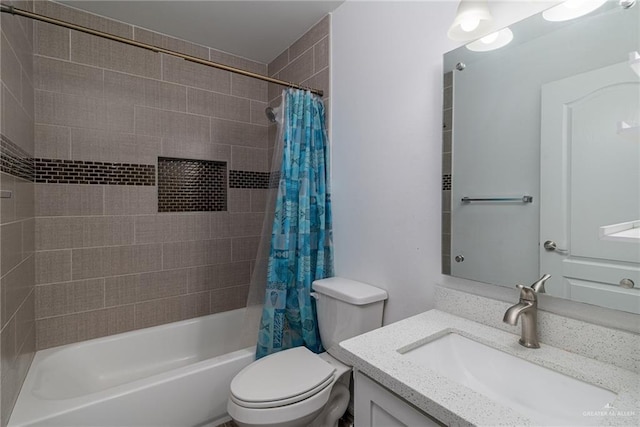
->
[[338, 288, 640, 427]]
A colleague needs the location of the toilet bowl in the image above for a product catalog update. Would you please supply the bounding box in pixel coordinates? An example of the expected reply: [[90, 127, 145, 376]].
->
[[227, 348, 350, 427], [227, 277, 388, 427]]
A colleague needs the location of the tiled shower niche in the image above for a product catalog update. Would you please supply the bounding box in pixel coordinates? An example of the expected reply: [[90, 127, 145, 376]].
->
[[158, 157, 227, 212]]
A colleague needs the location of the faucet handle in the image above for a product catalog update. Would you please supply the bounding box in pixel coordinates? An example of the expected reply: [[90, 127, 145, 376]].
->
[[531, 274, 551, 294], [516, 284, 536, 301]]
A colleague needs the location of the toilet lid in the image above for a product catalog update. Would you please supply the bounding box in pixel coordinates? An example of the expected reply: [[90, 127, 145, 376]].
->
[[230, 347, 336, 408]]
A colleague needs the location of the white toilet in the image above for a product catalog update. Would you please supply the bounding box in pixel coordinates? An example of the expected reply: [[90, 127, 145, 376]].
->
[[227, 277, 388, 427]]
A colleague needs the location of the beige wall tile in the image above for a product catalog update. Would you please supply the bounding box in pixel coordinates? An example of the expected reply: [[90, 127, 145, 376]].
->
[[21, 217, 35, 257], [35, 250, 71, 285], [34, 124, 71, 159], [163, 239, 231, 269], [231, 146, 268, 172], [34, 56, 104, 98], [71, 244, 162, 280], [279, 49, 315, 87], [3, 86, 34, 155], [1, 221, 23, 276], [16, 288, 35, 353], [34, 21, 69, 60], [211, 285, 249, 314], [71, 31, 160, 78], [35, 90, 106, 130], [210, 212, 231, 238], [1, 10, 33, 77], [231, 236, 260, 262], [268, 49, 289, 77], [134, 106, 210, 142], [182, 292, 210, 320], [314, 36, 329, 74], [136, 269, 188, 302], [36, 216, 135, 250], [186, 88, 250, 122], [230, 213, 264, 237], [1, 173, 16, 224], [103, 186, 157, 215], [2, 32, 24, 105], [1, 255, 34, 328], [227, 189, 251, 213], [133, 28, 209, 60], [162, 54, 231, 94], [104, 274, 137, 307], [35, 278, 105, 319], [104, 71, 187, 112], [70, 128, 160, 164], [134, 295, 181, 329], [35, 0, 132, 37], [231, 74, 267, 102], [211, 118, 267, 149], [250, 101, 270, 126], [105, 100, 135, 133], [302, 68, 329, 99], [250, 189, 269, 213], [134, 214, 211, 244], [36, 305, 135, 349], [161, 137, 229, 162], [187, 261, 251, 293], [35, 184, 103, 216], [289, 15, 330, 60], [209, 48, 266, 75]]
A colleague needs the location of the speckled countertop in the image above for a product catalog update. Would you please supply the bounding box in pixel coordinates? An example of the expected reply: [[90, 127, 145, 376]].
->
[[338, 310, 640, 426]]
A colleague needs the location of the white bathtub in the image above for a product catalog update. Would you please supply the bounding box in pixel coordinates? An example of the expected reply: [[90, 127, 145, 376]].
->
[[9, 308, 255, 427]]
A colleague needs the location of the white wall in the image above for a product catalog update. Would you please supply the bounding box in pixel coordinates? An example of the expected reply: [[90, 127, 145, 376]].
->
[[328, 0, 638, 327]]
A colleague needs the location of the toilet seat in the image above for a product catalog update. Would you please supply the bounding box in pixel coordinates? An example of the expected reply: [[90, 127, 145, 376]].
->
[[230, 347, 336, 409]]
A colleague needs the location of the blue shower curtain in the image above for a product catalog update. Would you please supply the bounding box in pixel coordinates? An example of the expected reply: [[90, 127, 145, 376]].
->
[[256, 89, 333, 359]]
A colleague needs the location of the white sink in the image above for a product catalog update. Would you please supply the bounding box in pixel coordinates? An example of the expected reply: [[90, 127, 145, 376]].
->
[[401, 333, 617, 426]]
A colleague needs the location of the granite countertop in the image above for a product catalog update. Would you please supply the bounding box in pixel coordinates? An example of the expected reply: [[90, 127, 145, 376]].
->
[[338, 309, 640, 427]]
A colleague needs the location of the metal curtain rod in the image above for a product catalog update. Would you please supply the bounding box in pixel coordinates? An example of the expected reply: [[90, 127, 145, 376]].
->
[[0, 4, 324, 96]]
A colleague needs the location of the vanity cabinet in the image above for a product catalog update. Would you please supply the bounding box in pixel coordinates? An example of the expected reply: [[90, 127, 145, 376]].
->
[[354, 371, 442, 427]]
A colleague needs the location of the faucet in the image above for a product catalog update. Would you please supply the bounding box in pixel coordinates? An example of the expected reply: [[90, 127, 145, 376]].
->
[[503, 274, 551, 349]]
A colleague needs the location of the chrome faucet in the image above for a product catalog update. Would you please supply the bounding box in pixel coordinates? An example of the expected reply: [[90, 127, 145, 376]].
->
[[503, 274, 551, 349]]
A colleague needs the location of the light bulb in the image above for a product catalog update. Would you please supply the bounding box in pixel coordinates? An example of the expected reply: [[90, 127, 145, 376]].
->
[[460, 17, 480, 32], [480, 32, 499, 44]]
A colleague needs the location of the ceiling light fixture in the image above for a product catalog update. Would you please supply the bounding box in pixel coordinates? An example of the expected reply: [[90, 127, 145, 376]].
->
[[448, 0, 494, 41], [466, 28, 514, 52], [542, 0, 608, 22]]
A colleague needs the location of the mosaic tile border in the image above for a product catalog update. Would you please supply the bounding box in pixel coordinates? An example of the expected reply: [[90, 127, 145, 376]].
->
[[158, 157, 227, 212], [443, 174, 451, 191], [0, 134, 34, 182], [35, 159, 156, 185], [229, 170, 271, 189]]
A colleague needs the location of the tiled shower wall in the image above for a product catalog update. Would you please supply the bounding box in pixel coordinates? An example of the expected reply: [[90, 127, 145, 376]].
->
[[31, 1, 332, 351], [267, 15, 330, 162], [0, 0, 36, 424], [33, 0, 272, 350]]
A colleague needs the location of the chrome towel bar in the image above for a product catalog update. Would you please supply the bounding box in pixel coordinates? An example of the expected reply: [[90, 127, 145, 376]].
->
[[461, 195, 533, 203]]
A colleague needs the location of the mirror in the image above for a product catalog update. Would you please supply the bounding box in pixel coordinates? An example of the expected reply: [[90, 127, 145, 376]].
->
[[443, 1, 640, 314]]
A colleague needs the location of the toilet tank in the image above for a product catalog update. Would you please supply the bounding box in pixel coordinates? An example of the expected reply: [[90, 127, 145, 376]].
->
[[312, 277, 387, 359]]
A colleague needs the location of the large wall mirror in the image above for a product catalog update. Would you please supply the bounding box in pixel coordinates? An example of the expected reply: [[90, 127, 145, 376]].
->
[[442, 1, 639, 314]]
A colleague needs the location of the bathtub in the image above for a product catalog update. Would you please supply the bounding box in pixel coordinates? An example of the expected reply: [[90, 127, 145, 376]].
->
[[9, 308, 255, 427]]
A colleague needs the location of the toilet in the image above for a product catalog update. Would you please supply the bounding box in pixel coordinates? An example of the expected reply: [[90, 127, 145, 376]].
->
[[227, 277, 388, 427]]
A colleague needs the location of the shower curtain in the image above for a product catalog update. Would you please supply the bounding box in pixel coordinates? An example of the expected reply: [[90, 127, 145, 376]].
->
[[254, 88, 334, 359]]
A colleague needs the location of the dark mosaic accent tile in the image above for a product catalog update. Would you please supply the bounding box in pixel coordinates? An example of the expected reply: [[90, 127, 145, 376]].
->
[[0, 134, 35, 182], [158, 157, 227, 212], [229, 170, 271, 189], [443, 174, 451, 191], [34, 159, 156, 185]]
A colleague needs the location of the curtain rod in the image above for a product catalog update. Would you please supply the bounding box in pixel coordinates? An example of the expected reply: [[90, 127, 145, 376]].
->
[[0, 4, 324, 97]]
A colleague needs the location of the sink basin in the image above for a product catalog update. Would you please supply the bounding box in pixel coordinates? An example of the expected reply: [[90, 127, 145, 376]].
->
[[401, 333, 617, 426]]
